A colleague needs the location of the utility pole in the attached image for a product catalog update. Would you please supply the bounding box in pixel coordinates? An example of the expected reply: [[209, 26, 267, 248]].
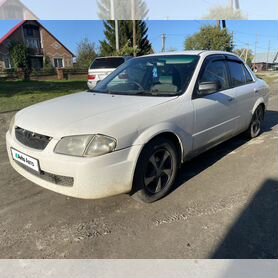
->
[[229, 0, 240, 10], [254, 33, 258, 67], [266, 40, 271, 71], [235, 0, 240, 10], [245, 44, 249, 63], [229, 0, 234, 10], [131, 0, 136, 56], [110, 0, 119, 51], [115, 20, 120, 52], [161, 33, 166, 52], [239, 48, 245, 58], [217, 20, 226, 29]]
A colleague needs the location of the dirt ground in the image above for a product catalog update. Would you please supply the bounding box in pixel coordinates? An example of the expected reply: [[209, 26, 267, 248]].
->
[[0, 81, 277, 259]]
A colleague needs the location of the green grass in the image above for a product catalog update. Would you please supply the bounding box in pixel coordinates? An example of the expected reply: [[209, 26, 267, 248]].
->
[[0, 80, 88, 113]]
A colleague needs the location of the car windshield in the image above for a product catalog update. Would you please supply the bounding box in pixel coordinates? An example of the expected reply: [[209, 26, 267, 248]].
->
[[90, 57, 125, 69], [91, 55, 200, 97]]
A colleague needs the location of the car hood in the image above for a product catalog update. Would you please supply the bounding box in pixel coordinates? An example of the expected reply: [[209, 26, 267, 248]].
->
[[15, 92, 176, 138]]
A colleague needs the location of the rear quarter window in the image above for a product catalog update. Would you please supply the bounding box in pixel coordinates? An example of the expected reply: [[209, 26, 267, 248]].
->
[[243, 65, 254, 83]]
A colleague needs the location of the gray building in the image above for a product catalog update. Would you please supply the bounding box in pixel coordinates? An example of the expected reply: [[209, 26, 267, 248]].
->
[[252, 52, 278, 72]]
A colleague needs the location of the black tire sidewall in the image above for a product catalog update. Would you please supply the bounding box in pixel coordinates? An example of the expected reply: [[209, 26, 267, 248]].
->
[[246, 105, 264, 139], [132, 137, 178, 203]]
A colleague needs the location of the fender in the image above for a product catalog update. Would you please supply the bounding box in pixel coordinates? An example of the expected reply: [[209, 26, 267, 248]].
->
[[132, 122, 193, 163], [252, 97, 265, 115]]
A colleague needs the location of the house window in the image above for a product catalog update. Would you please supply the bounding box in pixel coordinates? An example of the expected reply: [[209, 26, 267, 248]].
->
[[54, 58, 64, 68], [26, 38, 41, 49], [26, 28, 33, 36], [4, 57, 11, 69]]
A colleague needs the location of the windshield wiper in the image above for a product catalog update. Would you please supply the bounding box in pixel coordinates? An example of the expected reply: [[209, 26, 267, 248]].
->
[[133, 91, 152, 96], [104, 90, 151, 96]]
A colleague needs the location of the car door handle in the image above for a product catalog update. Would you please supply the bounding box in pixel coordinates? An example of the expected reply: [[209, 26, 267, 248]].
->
[[254, 88, 259, 93], [228, 97, 235, 102]]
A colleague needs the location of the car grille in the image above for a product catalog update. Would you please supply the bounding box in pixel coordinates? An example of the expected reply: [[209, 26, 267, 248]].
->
[[15, 161, 74, 187], [15, 127, 52, 150]]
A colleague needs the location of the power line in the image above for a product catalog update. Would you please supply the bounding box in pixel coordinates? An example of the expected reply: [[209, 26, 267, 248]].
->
[[233, 30, 278, 39], [234, 43, 277, 52]]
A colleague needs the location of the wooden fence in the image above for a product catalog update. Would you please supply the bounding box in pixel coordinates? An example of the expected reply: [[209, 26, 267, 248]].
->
[[0, 68, 88, 81]]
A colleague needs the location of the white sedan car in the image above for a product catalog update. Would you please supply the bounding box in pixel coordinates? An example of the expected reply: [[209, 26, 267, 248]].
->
[[6, 51, 269, 203]]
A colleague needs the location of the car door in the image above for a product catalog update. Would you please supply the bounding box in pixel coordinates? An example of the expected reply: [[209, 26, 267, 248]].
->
[[192, 55, 238, 152], [226, 58, 256, 132]]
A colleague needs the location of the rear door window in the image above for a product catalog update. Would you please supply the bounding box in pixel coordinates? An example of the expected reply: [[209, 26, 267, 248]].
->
[[90, 57, 125, 69]]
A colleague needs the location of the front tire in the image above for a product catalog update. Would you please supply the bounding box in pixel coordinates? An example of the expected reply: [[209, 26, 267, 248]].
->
[[245, 105, 264, 139], [131, 137, 179, 203]]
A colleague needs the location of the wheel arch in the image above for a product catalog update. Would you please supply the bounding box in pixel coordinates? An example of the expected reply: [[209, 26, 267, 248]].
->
[[252, 98, 266, 116], [130, 129, 185, 196], [132, 123, 191, 165], [147, 131, 183, 166]]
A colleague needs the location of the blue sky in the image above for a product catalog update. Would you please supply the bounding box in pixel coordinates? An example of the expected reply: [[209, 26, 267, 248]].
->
[[20, 0, 278, 19], [0, 20, 277, 54]]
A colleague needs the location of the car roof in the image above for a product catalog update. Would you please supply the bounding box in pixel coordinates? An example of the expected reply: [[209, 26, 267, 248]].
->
[[143, 50, 244, 62], [146, 50, 240, 58]]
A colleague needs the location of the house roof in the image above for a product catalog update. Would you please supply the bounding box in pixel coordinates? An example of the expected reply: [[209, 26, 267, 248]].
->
[[253, 52, 278, 64], [0, 20, 75, 57], [0, 20, 26, 44]]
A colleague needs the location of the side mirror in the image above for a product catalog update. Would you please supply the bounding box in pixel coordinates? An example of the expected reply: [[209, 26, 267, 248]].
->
[[198, 81, 221, 96]]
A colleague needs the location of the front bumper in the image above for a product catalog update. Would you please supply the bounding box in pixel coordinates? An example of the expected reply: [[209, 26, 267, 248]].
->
[[6, 131, 141, 199]]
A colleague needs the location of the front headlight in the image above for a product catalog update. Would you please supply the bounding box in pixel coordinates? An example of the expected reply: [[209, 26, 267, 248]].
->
[[85, 134, 117, 157], [54, 134, 117, 157], [8, 115, 15, 135]]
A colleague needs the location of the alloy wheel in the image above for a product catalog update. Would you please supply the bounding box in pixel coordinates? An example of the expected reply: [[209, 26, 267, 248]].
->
[[251, 106, 264, 138], [143, 148, 174, 194]]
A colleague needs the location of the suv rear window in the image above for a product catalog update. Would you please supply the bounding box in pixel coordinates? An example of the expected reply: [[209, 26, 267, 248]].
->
[[90, 57, 125, 69]]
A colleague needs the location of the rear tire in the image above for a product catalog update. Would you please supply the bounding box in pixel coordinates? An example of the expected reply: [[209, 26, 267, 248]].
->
[[245, 105, 264, 139], [131, 137, 178, 203]]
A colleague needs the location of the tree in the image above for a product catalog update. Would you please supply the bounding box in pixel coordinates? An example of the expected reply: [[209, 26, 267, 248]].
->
[[76, 38, 97, 68], [99, 20, 152, 56], [184, 25, 234, 52], [234, 48, 254, 67], [9, 43, 30, 80], [115, 40, 140, 56], [44, 56, 54, 70], [97, 0, 148, 20], [203, 5, 247, 20]]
